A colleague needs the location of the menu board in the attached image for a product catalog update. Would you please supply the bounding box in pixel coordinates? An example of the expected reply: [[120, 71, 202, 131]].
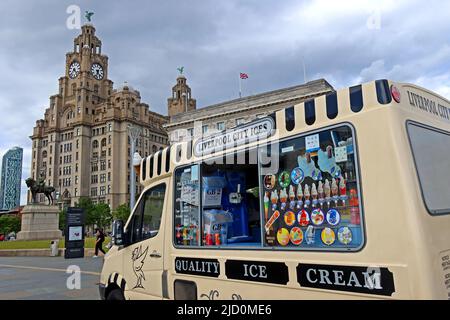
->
[[261, 126, 363, 250]]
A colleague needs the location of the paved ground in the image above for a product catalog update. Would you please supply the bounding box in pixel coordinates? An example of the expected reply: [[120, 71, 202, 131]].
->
[[0, 256, 104, 300]]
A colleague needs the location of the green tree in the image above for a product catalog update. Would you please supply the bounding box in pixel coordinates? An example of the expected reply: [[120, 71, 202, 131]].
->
[[92, 203, 112, 230], [77, 197, 95, 227], [59, 209, 66, 231], [113, 203, 131, 222], [0, 215, 21, 234]]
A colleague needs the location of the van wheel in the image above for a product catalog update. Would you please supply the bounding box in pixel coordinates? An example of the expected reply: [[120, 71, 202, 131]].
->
[[106, 288, 125, 300]]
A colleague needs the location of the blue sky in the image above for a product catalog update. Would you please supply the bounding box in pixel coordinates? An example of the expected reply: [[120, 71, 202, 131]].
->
[[1, 0, 449, 205]]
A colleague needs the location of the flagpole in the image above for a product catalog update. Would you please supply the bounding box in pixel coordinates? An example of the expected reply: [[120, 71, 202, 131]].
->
[[239, 74, 242, 98]]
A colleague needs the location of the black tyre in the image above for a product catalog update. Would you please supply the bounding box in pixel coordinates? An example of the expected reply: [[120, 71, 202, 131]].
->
[[106, 288, 125, 300]]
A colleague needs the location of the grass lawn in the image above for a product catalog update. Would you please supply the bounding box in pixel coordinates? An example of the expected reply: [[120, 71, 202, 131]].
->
[[0, 237, 111, 250]]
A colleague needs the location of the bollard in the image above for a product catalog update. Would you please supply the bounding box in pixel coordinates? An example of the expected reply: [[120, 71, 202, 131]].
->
[[50, 240, 59, 257]]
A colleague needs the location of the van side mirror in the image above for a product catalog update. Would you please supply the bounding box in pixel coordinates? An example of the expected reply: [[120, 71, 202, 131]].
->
[[112, 220, 125, 246]]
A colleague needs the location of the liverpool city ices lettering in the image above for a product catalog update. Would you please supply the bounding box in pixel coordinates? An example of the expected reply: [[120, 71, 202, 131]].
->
[[198, 121, 270, 153], [408, 91, 450, 120]]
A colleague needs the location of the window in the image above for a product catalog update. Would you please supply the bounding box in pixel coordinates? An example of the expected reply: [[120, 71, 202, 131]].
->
[[236, 118, 245, 126], [202, 125, 208, 134], [407, 122, 450, 215], [173, 124, 364, 251], [217, 122, 225, 131], [127, 184, 166, 244], [91, 187, 98, 196]]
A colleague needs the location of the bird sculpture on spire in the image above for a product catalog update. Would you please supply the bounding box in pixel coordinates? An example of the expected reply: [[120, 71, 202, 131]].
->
[[85, 11, 94, 22]]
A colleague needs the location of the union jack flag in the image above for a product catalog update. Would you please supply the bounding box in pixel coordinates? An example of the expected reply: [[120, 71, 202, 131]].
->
[[240, 72, 249, 79]]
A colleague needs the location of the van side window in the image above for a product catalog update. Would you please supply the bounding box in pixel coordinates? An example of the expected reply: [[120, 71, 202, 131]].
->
[[173, 125, 364, 251], [174, 165, 201, 246], [128, 183, 166, 244], [407, 122, 450, 215], [142, 184, 166, 239]]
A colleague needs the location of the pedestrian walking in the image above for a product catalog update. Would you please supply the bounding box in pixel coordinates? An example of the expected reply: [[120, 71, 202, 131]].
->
[[93, 228, 106, 258]]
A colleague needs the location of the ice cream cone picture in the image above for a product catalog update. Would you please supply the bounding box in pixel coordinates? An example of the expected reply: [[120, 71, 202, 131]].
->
[[264, 192, 270, 222], [318, 181, 325, 208], [133, 152, 143, 178], [339, 178, 348, 205], [290, 227, 303, 245], [271, 190, 279, 211], [289, 185, 296, 210], [304, 184, 311, 208], [277, 228, 290, 246], [280, 188, 288, 211], [296, 184, 304, 210], [324, 179, 331, 207], [331, 178, 339, 205], [311, 183, 318, 208], [321, 227, 336, 246]]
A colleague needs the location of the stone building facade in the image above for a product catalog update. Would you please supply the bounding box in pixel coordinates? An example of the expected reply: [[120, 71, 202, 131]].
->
[[30, 24, 169, 210], [164, 77, 334, 143]]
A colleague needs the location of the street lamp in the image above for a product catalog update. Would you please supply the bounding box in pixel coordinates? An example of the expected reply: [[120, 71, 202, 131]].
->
[[127, 124, 142, 211]]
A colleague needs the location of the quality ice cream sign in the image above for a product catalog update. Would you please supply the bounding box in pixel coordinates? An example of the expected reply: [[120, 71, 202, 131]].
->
[[194, 118, 275, 157], [297, 263, 395, 296]]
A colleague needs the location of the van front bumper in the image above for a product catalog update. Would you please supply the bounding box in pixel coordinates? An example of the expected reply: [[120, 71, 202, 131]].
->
[[99, 283, 106, 300]]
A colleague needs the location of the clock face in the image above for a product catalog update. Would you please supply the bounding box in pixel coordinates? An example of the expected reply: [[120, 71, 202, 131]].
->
[[68, 61, 81, 79], [91, 63, 104, 80]]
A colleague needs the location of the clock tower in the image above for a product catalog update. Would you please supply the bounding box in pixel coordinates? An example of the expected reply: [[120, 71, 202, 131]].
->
[[30, 23, 169, 210]]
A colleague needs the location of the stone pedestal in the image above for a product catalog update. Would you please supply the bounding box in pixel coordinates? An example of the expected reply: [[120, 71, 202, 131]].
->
[[17, 205, 63, 241]]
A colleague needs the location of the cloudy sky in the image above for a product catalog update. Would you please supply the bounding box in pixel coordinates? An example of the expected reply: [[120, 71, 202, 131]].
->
[[1, 0, 449, 205]]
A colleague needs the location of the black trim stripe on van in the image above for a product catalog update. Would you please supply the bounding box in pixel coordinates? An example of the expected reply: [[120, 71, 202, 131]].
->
[[176, 144, 182, 163], [326, 92, 338, 119], [142, 157, 147, 181], [149, 154, 154, 178], [375, 79, 392, 104], [187, 140, 193, 160], [350, 85, 364, 113], [141, 80, 394, 183], [157, 151, 162, 175], [305, 99, 316, 125], [285, 106, 295, 131], [165, 147, 171, 173]]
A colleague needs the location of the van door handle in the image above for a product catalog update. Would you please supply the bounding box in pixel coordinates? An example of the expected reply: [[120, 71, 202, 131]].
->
[[150, 251, 162, 258]]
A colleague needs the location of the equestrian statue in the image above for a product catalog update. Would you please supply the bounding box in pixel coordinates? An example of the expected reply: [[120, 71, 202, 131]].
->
[[26, 175, 55, 205]]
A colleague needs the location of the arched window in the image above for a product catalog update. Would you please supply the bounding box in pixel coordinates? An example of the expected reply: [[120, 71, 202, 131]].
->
[[42, 151, 47, 158], [152, 145, 157, 153], [92, 140, 99, 149], [101, 138, 107, 147]]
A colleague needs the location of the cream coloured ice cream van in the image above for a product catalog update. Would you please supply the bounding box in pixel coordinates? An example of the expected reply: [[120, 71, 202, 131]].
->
[[99, 79, 450, 300]]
